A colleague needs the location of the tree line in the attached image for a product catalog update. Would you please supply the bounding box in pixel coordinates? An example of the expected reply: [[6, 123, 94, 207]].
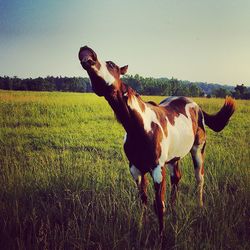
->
[[0, 75, 249, 99], [211, 84, 250, 99], [122, 75, 203, 97], [0, 76, 92, 93]]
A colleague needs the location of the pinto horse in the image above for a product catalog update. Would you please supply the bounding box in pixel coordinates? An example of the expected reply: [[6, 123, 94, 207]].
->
[[78, 46, 236, 234]]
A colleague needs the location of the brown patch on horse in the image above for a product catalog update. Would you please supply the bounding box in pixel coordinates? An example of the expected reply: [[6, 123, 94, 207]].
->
[[194, 109, 206, 145], [126, 86, 145, 112], [170, 162, 181, 186], [138, 98, 146, 112], [194, 128, 206, 145], [124, 120, 164, 172], [169, 160, 181, 205], [189, 107, 198, 136], [150, 122, 164, 161], [161, 97, 191, 125], [140, 174, 148, 204], [149, 106, 168, 137]]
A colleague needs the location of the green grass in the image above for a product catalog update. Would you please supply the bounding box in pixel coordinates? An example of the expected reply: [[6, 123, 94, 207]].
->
[[0, 90, 249, 249]]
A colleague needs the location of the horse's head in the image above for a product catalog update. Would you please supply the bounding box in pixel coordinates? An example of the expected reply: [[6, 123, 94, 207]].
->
[[78, 46, 128, 96]]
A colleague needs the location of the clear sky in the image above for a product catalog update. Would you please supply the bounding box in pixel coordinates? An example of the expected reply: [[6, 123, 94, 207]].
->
[[0, 0, 249, 85]]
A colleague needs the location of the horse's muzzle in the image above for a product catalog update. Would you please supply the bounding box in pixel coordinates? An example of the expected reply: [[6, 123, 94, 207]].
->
[[78, 46, 97, 70]]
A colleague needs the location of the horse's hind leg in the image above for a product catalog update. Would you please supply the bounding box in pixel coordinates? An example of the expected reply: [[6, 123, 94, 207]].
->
[[191, 141, 206, 207], [168, 159, 181, 205]]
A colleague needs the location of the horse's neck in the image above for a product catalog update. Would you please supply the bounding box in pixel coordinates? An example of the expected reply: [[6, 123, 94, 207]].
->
[[105, 83, 147, 134]]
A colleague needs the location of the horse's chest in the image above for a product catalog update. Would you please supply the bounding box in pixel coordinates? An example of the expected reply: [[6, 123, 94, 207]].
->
[[123, 134, 159, 172]]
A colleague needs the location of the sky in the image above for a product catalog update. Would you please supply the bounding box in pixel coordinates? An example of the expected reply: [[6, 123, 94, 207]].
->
[[0, 0, 249, 85]]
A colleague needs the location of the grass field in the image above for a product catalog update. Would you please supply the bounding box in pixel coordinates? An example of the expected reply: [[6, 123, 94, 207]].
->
[[0, 90, 249, 250]]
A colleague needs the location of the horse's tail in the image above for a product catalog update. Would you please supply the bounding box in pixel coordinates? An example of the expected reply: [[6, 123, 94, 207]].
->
[[202, 96, 236, 132]]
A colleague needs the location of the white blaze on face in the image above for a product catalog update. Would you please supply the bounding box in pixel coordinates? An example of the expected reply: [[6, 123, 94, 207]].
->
[[92, 60, 115, 86]]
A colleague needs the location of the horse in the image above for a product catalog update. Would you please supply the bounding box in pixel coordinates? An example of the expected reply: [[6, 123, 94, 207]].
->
[[78, 46, 236, 235]]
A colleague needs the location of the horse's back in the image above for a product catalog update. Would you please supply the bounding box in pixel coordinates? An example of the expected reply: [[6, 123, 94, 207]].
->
[[159, 96, 195, 108]]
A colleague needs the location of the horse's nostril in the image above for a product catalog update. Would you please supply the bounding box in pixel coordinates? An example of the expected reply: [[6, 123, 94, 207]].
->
[[81, 57, 95, 68], [87, 59, 95, 65]]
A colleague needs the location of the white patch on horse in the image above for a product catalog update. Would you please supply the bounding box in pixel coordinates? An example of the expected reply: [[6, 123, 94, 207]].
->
[[152, 165, 163, 184], [165, 103, 196, 160], [201, 111, 206, 129], [93, 60, 115, 85], [128, 96, 159, 133], [158, 135, 168, 166], [185, 102, 198, 119], [130, 165, 142, 184]]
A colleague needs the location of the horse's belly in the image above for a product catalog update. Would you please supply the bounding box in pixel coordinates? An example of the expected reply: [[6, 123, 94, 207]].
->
[[166, 115, 195, 160]]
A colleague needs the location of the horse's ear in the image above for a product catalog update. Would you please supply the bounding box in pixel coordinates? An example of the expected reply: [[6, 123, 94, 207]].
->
[[120, 65, 128, 75]]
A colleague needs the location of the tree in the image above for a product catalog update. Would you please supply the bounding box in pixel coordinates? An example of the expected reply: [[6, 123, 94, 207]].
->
[[122, 74, 143, 93], [233, 84, 246, 99], [212, 88, 230, 98], [187, 83, 202, 97]]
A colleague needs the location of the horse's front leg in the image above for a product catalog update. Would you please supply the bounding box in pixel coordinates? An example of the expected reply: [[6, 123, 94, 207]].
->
[[152, 164, 166, 235], [130, 164, 148, 205]]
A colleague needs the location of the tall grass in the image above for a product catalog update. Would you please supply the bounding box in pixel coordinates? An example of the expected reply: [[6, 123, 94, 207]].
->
[[0, 90, 249, 249]]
